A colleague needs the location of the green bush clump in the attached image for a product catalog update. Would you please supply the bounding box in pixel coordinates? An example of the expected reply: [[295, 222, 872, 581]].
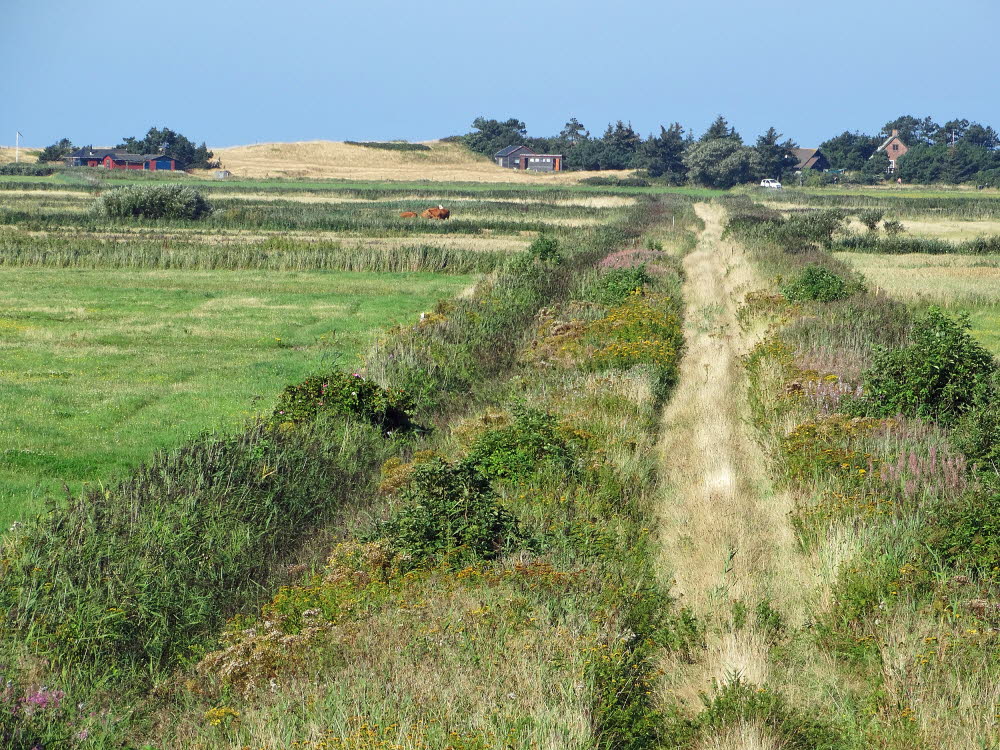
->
[[592, 265, 653, 305], [372, 458, 522, 569], [858, 209, 885, 231], [850, 307, 997, 425], [951, 378, 1000, 471], [775, 209, 846, 249], [528, 234, 561, 263], [923, 488, 1000, 575], [464, 408, 583, 481], [96, 184, 212, 220], [781, 265, 861, 302], [273, 372, 415, 432]]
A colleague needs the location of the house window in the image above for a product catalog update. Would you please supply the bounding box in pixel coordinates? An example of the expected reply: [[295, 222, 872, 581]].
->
[[892, 144, 899, 151]]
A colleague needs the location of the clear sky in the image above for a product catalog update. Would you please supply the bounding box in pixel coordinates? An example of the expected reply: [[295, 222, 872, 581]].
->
[[4, 0, 998, 149]]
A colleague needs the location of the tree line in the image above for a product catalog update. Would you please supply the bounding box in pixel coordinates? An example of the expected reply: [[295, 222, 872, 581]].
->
[[465, 113, 1000, 186], [463, 115, 800, 188], [38, 127, 217, 170]]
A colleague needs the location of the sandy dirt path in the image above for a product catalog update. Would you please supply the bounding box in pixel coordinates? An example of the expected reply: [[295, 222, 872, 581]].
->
[[653, 204, 828, 746]]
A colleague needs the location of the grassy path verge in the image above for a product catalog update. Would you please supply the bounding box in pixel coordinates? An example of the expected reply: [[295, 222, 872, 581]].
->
[[654, 204, 840, 747]]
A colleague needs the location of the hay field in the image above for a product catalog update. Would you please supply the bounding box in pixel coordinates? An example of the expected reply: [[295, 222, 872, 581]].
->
[[0, 147, 39, 164], [835, 251, 1000, 354], [207, 140, 632, 183]]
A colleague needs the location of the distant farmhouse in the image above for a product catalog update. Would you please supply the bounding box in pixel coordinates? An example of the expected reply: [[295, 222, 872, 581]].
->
[[791, 147, 830, 171], [64, 147, 177, 171], [872, 129, 908, 173], [494, 145, 564, 172]]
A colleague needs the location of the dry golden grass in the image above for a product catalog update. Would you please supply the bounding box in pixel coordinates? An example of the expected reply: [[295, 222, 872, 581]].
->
[[654, 205, 824, 715], [844, 216, 1000, 240], [0, 146, 39, 164], [834, 252, 1000, 306], [206, 140, 633, 183]]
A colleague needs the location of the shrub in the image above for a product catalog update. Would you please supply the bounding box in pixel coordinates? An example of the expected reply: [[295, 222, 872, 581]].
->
[[592, 265, 653, 305], [464, 408, 583, 481], [528, 234, 561, 263], [858, 209, 885, 232], [371, 458, 523, 569], [923, 488, 1000, 574], [883, 219, 905, 236], [781, 265, 861, 302], [951, 375, 1000, 471], [96, 184, 212, 220], [850, 307, 997, 425], [776, 209, 846, 249], [272, 372, 415, 432]]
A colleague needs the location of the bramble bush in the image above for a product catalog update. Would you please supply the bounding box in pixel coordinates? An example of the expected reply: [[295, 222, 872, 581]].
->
[[951, 375, 1000, 471], [273, 372, 415, 432], [464, 407, 584, 481], [858, 209, 885, 232], [528, 234, 561, 263], [96, 184, 212, 220], [590, 265, 653, 305], [849, 307, 997, 425], [371, 458, 523, 569], [781, 265, 862, 303], [923, 488, 1000, 575]]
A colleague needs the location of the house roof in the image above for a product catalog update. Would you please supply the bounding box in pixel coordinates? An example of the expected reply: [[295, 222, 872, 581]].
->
[[875, 134, 905, 153], [107, 153, 171, 163], [791, 147, 825, 170], [66, 147, 128, 159], [494, 144, 535, 158]]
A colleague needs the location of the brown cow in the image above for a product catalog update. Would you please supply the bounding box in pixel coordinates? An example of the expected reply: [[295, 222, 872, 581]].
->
[[420, 204, 450, 220], [399, 211, 418, 218]]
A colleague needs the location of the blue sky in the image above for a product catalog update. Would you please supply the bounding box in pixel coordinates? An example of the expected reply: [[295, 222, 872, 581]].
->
[[4, 0, 998, 149]]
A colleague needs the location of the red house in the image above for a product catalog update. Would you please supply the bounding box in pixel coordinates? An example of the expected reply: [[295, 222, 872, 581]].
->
[[101, 153, 177, 171], [64, 147, 177, 171], [873, 130, 908, 173]]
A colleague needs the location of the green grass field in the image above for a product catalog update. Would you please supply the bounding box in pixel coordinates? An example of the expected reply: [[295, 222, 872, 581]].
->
[[0, 268, 471, 526]]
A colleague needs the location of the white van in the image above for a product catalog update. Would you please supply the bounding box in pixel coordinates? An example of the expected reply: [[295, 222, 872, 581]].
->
[[760, 179, 783, 189]]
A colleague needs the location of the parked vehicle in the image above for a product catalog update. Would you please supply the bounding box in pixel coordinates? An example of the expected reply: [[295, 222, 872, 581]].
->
[[760, 179, 783, 189]]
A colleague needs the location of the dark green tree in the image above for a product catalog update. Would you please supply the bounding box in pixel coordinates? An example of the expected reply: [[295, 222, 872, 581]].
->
[[881, 115, 939, 145], [702, 115, 741, 143], [963, 123, 1000, 149], [750, 127, 797, 180], [464, 117, 528, 156], [117, 127, 217, 169], [37, 137, 74, 163], [683, 138, 753, 188], [637, 123, 687, 183], [558, 117, 589, 145], [818, 131, 882, 171]]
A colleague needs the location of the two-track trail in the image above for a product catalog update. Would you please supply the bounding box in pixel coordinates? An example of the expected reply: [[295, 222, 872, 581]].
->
[[653, 204, 835, 745]]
